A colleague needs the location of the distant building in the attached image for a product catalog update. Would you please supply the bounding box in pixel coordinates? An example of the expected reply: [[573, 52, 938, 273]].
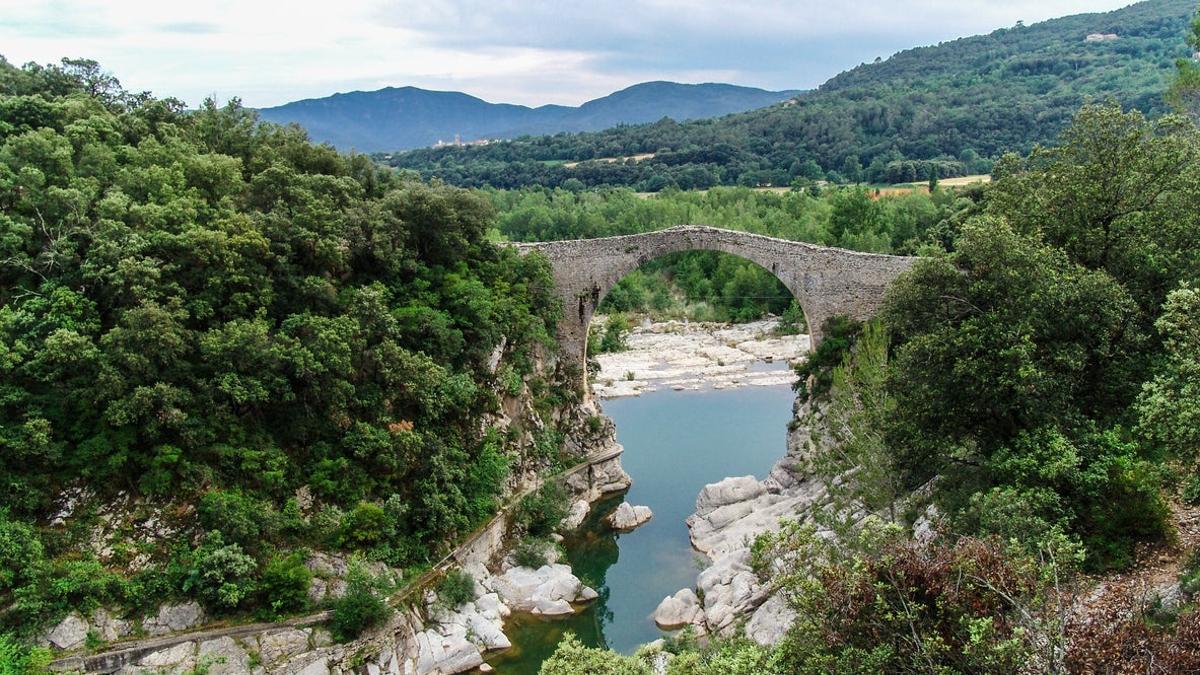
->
[[1085, 33, 1119, 42], [432, 134, 494, 149]]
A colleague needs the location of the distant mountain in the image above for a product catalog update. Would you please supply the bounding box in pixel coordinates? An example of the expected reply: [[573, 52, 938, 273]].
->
[[257, 82, 801, 152], [387, 0, 1197, 191]]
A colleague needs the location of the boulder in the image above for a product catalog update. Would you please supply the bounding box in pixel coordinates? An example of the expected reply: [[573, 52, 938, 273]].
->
[[44, 612, 89, 650], [606, 502, 653, 531], [197, 636, 250, 675], [560, 500, 590, 530], [491, 564, 597, 616], [694, 476, 765, 517], [258, 628, 311, 666], [141, 602, 206, 636], [652, 589, 703, 629], [745, 594, 796, 645], [90, 607, 133, 642]]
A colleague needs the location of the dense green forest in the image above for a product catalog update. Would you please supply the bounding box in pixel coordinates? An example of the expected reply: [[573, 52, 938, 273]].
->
[[0, 55, 575, 648], [385, 0, 1196, 191]]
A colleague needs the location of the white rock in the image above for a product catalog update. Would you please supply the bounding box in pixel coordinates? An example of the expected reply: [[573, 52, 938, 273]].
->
[[746, 594, 796, 645], [44, 612, 89, 650], [607, 502, 653, 531], [695, 476, 766, 517], [197, 636, 250, 675], [653, 589, 703, 629], [560, 500, 590, 530], [258, 628, 310, 666], [138, 642, 196, 668], [491, 564, 597, 615], [142, 602, 206, 636]]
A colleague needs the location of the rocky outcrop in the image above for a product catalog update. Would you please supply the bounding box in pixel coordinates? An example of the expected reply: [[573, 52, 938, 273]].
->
[[141, 602, 207, 637], [655, 396, 835, 642], [652, 589, 704, 630], [490, 564, 598, 616], [607, 502, 653, 531], [560, 499, 591, 530]]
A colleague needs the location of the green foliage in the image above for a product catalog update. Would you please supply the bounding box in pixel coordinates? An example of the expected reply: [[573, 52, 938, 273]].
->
[[512, 537, 550, 569], [540, 634, 651, 675], [792, 316, 862, 399], [815, 323, 906, 526], [752, 520, 1073, 673], [882, 217, 1168, 569], [774, 301, 807, 336], [329, 564, 392, 642], [1137, 286, 1200, 472], [436, 569, 476, 608], [597, 314, 630, 354], [257, 552, 312, 617], [0, 55, 563, 628], [182, 532, 258, 612], [0, 634, 51, 675], [198, 489, 278, 551], [512, 483, 568, 538]]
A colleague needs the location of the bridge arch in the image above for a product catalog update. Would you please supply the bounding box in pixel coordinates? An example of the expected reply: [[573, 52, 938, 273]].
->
[[516, 225, 916, 397]]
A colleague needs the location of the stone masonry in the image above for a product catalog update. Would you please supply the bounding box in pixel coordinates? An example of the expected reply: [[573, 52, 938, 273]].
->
[[516, 225, 917, 395]]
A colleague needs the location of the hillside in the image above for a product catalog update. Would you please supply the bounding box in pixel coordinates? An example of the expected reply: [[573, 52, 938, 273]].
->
[[257, 81, 800, 152], [386, 0, 1197, 190]]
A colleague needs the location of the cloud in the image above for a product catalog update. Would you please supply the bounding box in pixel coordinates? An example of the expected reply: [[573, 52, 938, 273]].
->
[[156, 21, 221, 35], [0, 0, 1138, 107]]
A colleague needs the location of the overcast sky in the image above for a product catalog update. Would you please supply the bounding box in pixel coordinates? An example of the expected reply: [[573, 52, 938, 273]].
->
[[1, 0, 1137, 108]]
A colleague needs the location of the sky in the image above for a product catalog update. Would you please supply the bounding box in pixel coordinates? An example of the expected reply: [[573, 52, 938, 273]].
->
[[1, 0, 1138, 108]]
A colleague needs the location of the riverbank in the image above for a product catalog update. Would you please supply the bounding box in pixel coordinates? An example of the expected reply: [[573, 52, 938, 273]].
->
[[592, 317, 808, 398]]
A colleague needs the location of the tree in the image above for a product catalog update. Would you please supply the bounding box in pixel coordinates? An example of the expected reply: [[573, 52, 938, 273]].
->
[[1137, 286, 1200, 484], [1168, 4, 1200, 120], [815, 322, 906, 526]]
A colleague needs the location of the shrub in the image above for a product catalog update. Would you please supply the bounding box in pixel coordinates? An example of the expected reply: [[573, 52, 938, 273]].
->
[[792, 315, 862, 398], [512, 538, 549, 569], [337, 502, 390, 548], [0, 511, 44, 592], [329, 565, 392, 642], [183, 532, 258, 611], [512, 483, 568, 538], [0, 634, 52, 675], [598, 314, 631, 353], [257, 552, 312, 617], [197, 489, 277, 550], [437, 569, 476, 608]]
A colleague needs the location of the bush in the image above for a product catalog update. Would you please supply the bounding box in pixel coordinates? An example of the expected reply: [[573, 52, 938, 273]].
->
[[792, 315, 862, 398], [437, 569, 476, 608], [337, 502, 390, 548], [0, 634, 51, 675], [183, 532, 258, 611], [512, 538, 549, 569], [197, 489, 277, 550], [512, 483, 568, 538], [257, 552, 312, 617], [598, 314, 631, 354], [329, 565, 392, 642]]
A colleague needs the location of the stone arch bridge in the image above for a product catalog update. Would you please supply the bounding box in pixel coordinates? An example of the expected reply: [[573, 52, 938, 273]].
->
[[516, 226, 917, 393]]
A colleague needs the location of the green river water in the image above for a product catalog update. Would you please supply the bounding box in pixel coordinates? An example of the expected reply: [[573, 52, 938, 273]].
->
[[485, 373, 796, 673]]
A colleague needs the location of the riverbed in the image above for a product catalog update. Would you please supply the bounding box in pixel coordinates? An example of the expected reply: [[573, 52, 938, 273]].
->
[[485, 321, 799, 673]]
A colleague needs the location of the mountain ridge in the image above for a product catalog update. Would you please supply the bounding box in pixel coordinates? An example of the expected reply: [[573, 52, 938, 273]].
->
[[258, 81, 802, 152], [386, 0, 1197, 190]]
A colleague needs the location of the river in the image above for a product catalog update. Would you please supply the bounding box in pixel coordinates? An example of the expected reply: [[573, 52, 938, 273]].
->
[[485, 372, 796, 673]]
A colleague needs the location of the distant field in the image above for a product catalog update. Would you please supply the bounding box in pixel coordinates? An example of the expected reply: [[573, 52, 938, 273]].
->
[[563, 153, 656, 168], [632, 176, 992, 199]]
